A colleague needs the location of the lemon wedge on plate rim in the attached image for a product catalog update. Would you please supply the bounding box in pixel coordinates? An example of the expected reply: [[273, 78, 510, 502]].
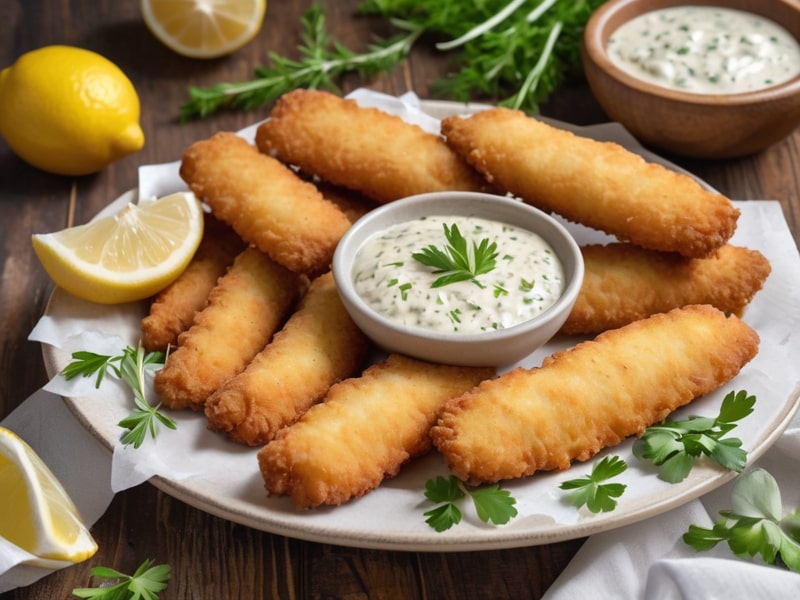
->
[[141, 0, 268, 59], [32, 191, 205, 305], [0, 426, 98, 567]]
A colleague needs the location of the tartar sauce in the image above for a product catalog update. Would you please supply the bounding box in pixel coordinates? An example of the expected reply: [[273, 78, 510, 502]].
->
[[607, 6, 800, 94], [352, 216, 564, 334]]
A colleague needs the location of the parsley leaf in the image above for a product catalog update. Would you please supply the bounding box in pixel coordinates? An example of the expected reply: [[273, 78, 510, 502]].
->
[[72, 559, 171, 599], [423, 475, 517, 531], [683, 468, 800, 572], [633, 390, 754, 483], [412, 223, 498, 288], [61, 345, 176, 449], [559, 455, 628, 513]]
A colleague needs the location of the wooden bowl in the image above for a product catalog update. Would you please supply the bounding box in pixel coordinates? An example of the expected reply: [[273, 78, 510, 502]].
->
[[582, 0, 800, 158]]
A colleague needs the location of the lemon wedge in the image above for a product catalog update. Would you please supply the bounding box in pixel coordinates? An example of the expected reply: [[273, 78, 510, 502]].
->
[[32, 191, 205, 305], [141, 0, 268, 59], [0, 427, 98, 566]]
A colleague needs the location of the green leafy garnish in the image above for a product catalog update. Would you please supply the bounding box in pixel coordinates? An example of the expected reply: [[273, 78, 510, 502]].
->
[[180, 0, 605, 120], [179, 6, 423, 121], [423, 475, 518, 531], [559, 455, 628, 513], [72, 559, 171, 599], [61, 346, 176, 449], [683, 468, 800, 572], [412, 223, 498, 288], [633, 390, 754, 483]]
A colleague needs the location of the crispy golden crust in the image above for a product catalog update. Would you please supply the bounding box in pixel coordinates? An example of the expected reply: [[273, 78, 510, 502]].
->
[[561, 243, 771, 335], [432, 305, 759, 484], [179, 131, 351, 275], [258, 354, 494, 508], [441, 109, 739, 258], [141, 214, 246, 352], [154, 247, 304, 410], [204, 272, 370, 446], [255, 89, 488, 204]]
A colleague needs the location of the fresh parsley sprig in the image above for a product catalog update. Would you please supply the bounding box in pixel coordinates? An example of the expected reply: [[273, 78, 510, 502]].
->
[[423, 475, 518, 531], [72, 559, 171, 600], [684, 468, 800, 572], [61, 345, 176, 449], [559, 455, 628, 513], [633, 390, 755, 483], [412, 223, 498, 288]]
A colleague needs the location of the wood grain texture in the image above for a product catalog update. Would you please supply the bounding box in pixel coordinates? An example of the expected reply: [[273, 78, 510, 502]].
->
[[0, 0, 797, 598]]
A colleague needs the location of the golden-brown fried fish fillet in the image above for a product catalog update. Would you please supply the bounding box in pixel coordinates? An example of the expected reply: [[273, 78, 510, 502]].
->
[[258, 354, 494, 508], [141, 213, 246, 352], [180, 131, 351, 275], [205, 271, 370, 446], [441, 109, 739, 258], [154, 247, 304, 410], [561, 243, 771, 335], [432, 305, 759, 484], [255, 89, 488, 204]]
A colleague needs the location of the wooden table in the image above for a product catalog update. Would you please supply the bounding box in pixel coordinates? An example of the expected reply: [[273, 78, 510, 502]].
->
[[1, 1, 798, 598]]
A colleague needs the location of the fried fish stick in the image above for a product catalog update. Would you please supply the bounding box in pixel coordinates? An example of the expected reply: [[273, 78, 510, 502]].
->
[[154, 247, 303, 410], [441, 109, 739, 258], [141, 214, 246, 352], [255, 89, 488, 204], [180, 132, 351, 274], [432, 305, 759, 484], [205, 272, 370, 446], [561, 243, 771, 335], [258, 354, 494, 508]]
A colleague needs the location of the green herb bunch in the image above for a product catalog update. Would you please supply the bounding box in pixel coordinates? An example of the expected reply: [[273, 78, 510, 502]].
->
[[180, 0, 607, 121]]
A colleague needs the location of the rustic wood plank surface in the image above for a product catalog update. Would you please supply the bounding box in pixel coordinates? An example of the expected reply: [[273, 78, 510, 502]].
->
[[1, 1, 798, 598]]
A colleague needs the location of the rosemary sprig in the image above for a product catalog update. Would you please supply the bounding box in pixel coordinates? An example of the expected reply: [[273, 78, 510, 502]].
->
[[179, 6, 422, 122]]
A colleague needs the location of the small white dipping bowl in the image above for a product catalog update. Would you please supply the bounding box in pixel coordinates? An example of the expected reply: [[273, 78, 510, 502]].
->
[[332, 192, 584, 367]]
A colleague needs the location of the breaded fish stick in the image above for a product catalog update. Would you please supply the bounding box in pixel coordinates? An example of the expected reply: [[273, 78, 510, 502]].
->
[[154, 247, 303, 410], [255, 89, 488, 204], [441, 109, 739, 258], [562, 243, 771, 335], [258, 354, 494, 508], [432, 305, 759, 484], [180, 132, 351, 275], [141, 214, 246, 352], [205, 271, 370, 446]]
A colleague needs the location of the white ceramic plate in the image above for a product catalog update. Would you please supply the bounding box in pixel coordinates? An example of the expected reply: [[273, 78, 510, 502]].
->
[[41, 100, 800, 551]]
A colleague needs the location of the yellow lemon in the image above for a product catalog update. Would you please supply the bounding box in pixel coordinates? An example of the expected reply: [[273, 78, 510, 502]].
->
[[0, 45, 144, 176], [141, 0, 267, 59], [0, 427, 98, 566], [32, 191, 205, 305]]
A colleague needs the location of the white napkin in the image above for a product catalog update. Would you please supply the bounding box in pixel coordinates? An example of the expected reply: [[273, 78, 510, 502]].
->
[[544, 394, 800, 599]]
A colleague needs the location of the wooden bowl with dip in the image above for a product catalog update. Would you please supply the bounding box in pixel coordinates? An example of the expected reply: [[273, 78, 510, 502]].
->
[[582, 0, 800, 158], [332, 191, 584, 367]]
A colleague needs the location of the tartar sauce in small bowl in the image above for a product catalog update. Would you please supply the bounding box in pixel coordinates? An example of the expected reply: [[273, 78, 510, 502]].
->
[[332, 191, 584, 367], [582, 0, 800, 158]]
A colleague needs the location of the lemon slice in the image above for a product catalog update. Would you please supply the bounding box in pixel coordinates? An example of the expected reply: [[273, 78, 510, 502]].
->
[[141, 0, 267, 59], [32, 191, 205, 305], [0, 427, 98, 566]]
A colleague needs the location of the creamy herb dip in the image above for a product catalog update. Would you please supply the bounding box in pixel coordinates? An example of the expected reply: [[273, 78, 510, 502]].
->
[[607, 6, 800, 94], [352, 216, 565, 334]]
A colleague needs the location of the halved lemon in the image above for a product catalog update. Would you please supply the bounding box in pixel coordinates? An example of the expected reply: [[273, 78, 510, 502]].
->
[[0, 427, 98, 566], [141, 0, 267, 59], [32, 191, 205, 305]]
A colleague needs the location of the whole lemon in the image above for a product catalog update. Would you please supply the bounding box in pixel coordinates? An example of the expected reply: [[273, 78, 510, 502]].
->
[[0, 45, 144, 176]]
